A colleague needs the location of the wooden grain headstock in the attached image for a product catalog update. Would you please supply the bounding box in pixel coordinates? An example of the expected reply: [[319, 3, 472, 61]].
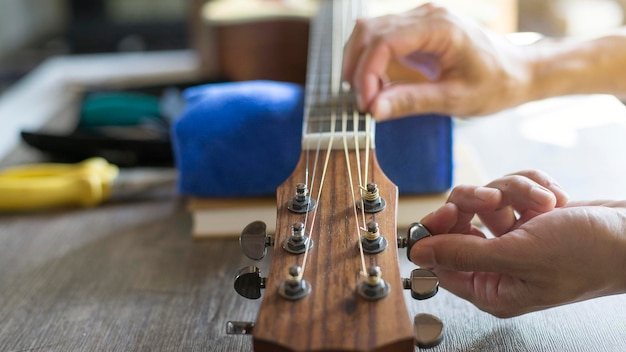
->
[[251, 149, 414, 352]]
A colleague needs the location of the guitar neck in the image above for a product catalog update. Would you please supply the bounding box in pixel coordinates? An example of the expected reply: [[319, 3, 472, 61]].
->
[[252, 1, 414, 351], [302, 0, 374, 151]]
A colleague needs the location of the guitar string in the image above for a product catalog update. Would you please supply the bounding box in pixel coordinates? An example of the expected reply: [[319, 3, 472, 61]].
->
[[299, 0, 372, 280], [301, 0, 326, 258], [299, 2, 335, 279], [337, 0, 368, 278]]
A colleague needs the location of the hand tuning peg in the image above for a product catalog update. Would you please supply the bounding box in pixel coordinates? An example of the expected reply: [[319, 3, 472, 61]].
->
[[413, 313, 444, 348], [402, 269, 439, 300], [234, 266, 266, 299], [240, 221, 274, 260], [398, 222, 432, 262]]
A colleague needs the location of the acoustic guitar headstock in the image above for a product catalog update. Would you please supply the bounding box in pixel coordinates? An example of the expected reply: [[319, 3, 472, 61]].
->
[[226, 0, 443, 350], [228, 146, 443, 351]]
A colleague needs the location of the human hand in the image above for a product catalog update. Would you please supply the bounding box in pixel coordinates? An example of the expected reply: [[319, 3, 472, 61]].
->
[[411, 170, 626, 317], [342, 3, 530, 120]]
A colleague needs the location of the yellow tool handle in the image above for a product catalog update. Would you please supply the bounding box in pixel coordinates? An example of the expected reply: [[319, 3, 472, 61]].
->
[[0, 157, 119, 211], [0, 174, 105, 211]]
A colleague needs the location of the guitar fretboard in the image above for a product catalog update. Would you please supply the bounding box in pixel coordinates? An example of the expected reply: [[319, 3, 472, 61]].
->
[[302, 0, 373, 150]]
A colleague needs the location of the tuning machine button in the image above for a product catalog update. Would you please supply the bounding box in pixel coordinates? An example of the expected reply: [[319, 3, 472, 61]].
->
[[234, 266, 266, 299], [398, 222, 433, 262], [403, 268, 439, 300], [413, 313, 444, 348], [240, 221, 274, 261], [226, 321, 254, 335]]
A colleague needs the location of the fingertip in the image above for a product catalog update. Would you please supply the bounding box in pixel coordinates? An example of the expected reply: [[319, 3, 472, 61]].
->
[[372, 98, 391, 120], [411, 245, 436, 267], [420, 202, 458, 233], [552, 186, 570, 207]]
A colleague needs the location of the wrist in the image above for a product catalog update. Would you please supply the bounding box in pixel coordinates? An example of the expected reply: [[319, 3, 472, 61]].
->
[[522, 31, 626, 102], [521, 39, 590, 102]]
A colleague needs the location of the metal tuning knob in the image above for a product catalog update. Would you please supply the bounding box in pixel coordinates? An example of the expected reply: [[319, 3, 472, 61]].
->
[[226, 321, 254, 335], [413, 313, 443, 348], [356, 266, 390, 301], [278, 265, 311, 301], [398, 222, 433, 262], [282, 222, 313, 254], [240, 221, 273, 261], [357, 182, 386, 213], [234, 266, 266, 299], [287, 183, 317, 213], [403, 269, 439, 300], [360, 221, 388, 254]]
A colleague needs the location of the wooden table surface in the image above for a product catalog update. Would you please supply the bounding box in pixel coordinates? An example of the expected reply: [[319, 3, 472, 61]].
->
[[1, 57, 626, 351], [1, 145, 625, 352]]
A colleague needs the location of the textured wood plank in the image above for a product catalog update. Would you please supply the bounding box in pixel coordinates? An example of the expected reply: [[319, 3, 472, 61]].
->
[[1, 128, 626, 352]]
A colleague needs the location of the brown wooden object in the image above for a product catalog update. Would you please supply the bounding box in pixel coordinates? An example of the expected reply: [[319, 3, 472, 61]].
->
[[252, 150, 414, 351], [215, 19, 309, 84]]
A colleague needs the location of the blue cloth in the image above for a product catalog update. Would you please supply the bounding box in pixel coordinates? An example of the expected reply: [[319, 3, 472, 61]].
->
[[172, 80, 452, 197]]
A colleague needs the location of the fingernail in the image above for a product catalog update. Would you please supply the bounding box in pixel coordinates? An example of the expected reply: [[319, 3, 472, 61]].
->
[[374, 98, 391, 120], [530, 186, 555, 204], [412, 246, 436, 267], [474, 187, 499, 201]]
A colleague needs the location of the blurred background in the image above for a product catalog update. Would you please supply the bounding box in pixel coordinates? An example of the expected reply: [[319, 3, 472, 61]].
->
[[1, 0, 625, 95]]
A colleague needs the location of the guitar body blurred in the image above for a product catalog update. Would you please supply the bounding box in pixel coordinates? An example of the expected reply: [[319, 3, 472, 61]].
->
[[192, 0, 315, 84]]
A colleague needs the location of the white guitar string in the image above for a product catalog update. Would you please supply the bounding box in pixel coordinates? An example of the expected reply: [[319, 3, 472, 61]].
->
[[300, 0, 371, 280], [337, 0, 368, 278], [301, 0, 326, 264], [299, 0, 336, 279]]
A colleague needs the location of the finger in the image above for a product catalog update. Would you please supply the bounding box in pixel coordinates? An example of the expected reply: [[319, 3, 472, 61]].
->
[[432, 269, 529, 318], [420, 202, 488, 239], [503, 169, 569, 207], [446, 175, 559, 235], [410, 233, 520, 274], [420, 202, 461, 234], [445, 185, 502, 234], [353, 18, 460, 117], [342, 18, 369, 90], [370, 81, 457, 120]]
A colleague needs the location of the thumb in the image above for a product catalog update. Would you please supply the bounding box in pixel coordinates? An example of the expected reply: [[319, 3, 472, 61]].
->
[[372, 83, 452, 120], [410, 234, 516, 273]]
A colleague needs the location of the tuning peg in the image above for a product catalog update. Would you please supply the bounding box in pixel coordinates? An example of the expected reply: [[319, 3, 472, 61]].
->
[[398, 222, 433, 262], [402, 269, 439, 300], [240, 221, 274, 260], [278, 265, 311, 301], [282, 222, 313, 254], [234, 266, 266, 299], [361, 221, 388, 254], [357, 182, 386, 213], [226, 321, 255, 335], [413, 313, 444, 348], [288, 183, 317, 213], [356, 266, 390, 301]]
